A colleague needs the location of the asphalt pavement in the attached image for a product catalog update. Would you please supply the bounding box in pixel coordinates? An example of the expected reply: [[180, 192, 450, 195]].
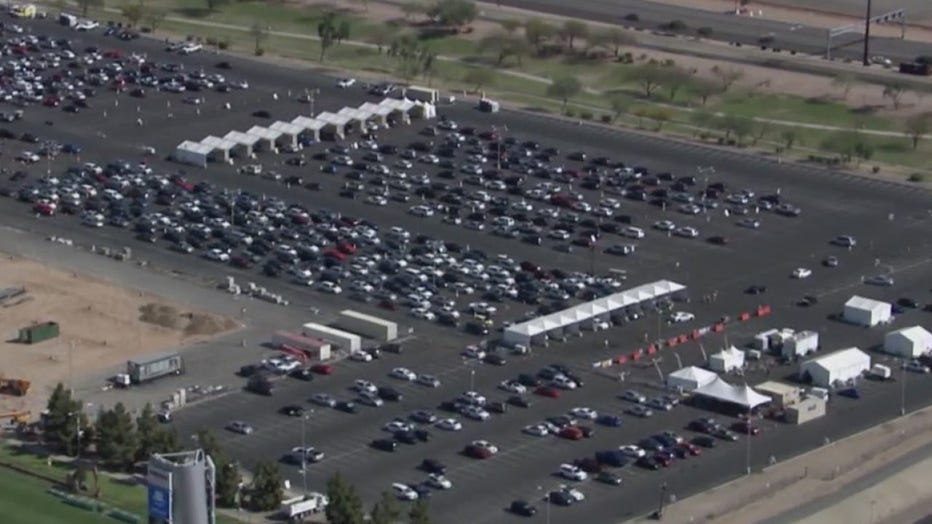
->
[[493, 0, 932, 62], [0, 17, 931, 524]]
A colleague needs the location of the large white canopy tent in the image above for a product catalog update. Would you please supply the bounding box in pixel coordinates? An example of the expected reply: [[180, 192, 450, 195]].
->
[[246, 125, 285, 151], [359, 102, 392, 126], [503, 280, 687, 346], [692, 377, 772, 409], [269, 121, 303, 149], [316, 112, 351, 139], [337, 107, 372, 132], [709, 346, 746, 372], [800, 347, 871, 387], [843, 295, 892, 327], [667, 366, 718, 392], [223, 130, 260, 158], [174, 140, 211, 168], [199, 135, 236, 163], [291, 116, 326, 142], [884, 326, 932, 358]]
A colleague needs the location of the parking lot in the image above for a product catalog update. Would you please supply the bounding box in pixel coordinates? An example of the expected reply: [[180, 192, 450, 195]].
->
[[1, 15, 931, 524]]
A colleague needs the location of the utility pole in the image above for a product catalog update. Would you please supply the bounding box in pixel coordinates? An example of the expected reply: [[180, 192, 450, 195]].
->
[[301, 414, 309, 495], [863, 0, 873, 66]]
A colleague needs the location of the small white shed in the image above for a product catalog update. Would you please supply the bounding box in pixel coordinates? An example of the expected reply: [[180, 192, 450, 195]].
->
[[843, 295, 892, 327], [709, 346, 746, 372], [784, 330, 819, 358], [800, 347, 871, 387], [884, 326, 932, 358], [666, 366, 718, 392], [174, 141, 211, 168]]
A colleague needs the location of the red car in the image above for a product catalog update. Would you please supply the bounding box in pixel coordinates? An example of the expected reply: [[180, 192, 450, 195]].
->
[[573, 457, 603, 474], [464, 445, 492, 459], [337, 242, 357, 254], [676, 442, 702, 457], [558, 426, 584, 441], [534, 386, 561, 398], [32, 202, 55, 216], [310, 364, 334, 375], [653, 451, 674, 467], [731, 421, 761, 435], [323, 249, 346, 261]]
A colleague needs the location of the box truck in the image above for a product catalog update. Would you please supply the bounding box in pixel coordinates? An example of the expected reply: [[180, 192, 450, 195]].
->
[[122, 352, 184, 385], [281, 493, 328, 521]]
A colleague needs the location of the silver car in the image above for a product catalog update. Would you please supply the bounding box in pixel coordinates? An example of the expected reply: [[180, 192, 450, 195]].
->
[[227, 421, 254, 435], [310, 393, 337, 407]]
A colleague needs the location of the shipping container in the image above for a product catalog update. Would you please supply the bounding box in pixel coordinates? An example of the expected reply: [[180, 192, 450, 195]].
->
[[272, 331, 332, 360], [302, 323, 361, 353], [18, 321, 60, 344], [334, 310, 398, 342], [127, 352, 184, 384]]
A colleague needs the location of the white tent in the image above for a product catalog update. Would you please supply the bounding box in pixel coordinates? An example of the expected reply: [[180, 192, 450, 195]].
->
[[379, 97, 415, 124], [173, 140, 211, 168], [843, 295, 892, 327], [316, 112, 351, 139], [692, 377, 771, 409], [337, 107, 371, 131], [709, 346, 746, 372], [246, 126, 285, 150], [359, 102, 392, 126], [884, 326, 932, 358], [224, 130, 260, 157], [269, 121, 302, 148], [503, 280, 687, 346], [667, 366, 718, 392], [800, 347, 870, 387], [291, 116, 326, 142], [200, 135, 236, 162]]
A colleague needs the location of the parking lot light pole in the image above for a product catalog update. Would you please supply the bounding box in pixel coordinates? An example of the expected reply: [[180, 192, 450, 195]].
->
[[470, 368, 476, 391], [745, 407, 752, 475], [657, 481, 667, 518], [900, 366, 907, 416]]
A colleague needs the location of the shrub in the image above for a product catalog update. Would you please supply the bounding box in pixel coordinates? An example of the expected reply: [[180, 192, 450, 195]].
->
[[254, 46, 263, 56], [624, 13, 640, 22], [565, 108, 576, 117], [697, 27, 713, 38], [663, 20, 687, 32], [908, 172, 928, 182], [600, 114, 613, 123], [580, 110, 594, 120]]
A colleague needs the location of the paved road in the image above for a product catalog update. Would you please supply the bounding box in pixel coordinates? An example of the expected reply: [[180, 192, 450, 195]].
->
[[494, 0, 932, 62], [760, 0, 932, 21], [1, 17, 932, 524]]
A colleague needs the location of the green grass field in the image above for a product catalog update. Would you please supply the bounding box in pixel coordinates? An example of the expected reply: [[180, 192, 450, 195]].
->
[[0, 471, 108, 524]]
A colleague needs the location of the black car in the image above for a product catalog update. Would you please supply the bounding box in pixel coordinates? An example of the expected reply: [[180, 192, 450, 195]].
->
[[252, 109, 271, 118], [335, 401, 357, 413], [238, 364, 259, 377], [636, 456, 661, 470], [279, 405, 304, 417], [510, 499, 538, 516], [371, 438, 397, 452], [377, 386, 403, 402], [483, 354, 506, 366], [691, 435, 717, 448], [465, 322, 489, 335], [745, 285, 767, 295], [516, 373, 541, 387], [637, 437, 666, 452], [596, 471, 623, 485], [486, 401, 507, 414], [289, 368, 314, 381], [898, 297, 920, 309], [394, 430, 419, 445], [548, 490, 574, 506], [420, 458, 446, 474], [507, 395, 532, 408], [381, 342, 403, 354]]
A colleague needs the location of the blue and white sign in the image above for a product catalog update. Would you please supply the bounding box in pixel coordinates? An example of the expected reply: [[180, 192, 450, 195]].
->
[[148, 484, 172, 521]]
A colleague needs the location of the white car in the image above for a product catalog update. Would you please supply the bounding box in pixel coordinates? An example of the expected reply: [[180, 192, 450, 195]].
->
[[791, 267, 812, 279], [462, 405, 490, 421], [427, 473, 453, 490], [226, 421, 254, 435], [316, 281, 343, 294], [569, 407, 598, 420], [180, 43, 203, 55], [559, 464, 588, 481], [560, 485, 585, 502], [365, 195, 388, 206], [435, 418, 463, 431], [647, 397, 674, 411], [737, 218, 761, 229], [290, 446, 324, 464], [416, 374, 441, 388], [463, 345, 486, 360], [903, 360, 931, 374], [623, 226, 645, 239], [358, 392, 384, 407], [392, 483, 418, 501], [349, 351, 373, 362], [653, 220, 676, 231], [669, 311, 695, 323], [390, 367, 417, 382], [410, 308, 436, 321], [499, 380, 527, 394], [337, 77, 357, 88], [460, 391, 487, 405], [864, 274, 894, 286], [523, 424, 550, 436], [674, 226, 699, 238], [353, 379, 378, 395], [552, 375, 578, 390], [310, 393, 336, 407], [383, 420, 413, 433], [619, 445, 646, 458], [471, 440, 498, 454]]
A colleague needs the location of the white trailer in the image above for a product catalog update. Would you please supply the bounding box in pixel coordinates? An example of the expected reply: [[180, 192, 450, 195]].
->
[[334, 310, 398, 341], [403, 85, 439, 104], [783, 330, 819, 358], [281, 493, 328, 521], [302, 322, 361, 353]]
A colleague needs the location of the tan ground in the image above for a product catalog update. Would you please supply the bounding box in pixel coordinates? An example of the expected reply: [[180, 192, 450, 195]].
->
[[0, 256, 238, 416], [318, 0, 932, 118]]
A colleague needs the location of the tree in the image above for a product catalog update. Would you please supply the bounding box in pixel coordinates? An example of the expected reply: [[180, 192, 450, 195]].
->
[[249, 460, 283, 511], [690, 109, 716, 131], [410, 499, 431, 524], [499, 18, 522, 35], [882, 81, 906, 110], [388, 34, 435, 80], [367, 25, 396, 54], [644, 107, 672, 130], [821, 130, 867, 163], [591, 28, 635, 57], [370, 491, 402, 524], [479, 32, 527, 67], [134, 403, 158, 462], [524, 18, 556, 55], [632, 64, 666, 98], [205, 0, 228, 13], [904, 112, 931, 149], [717, 115, 753, 143], [326, 472, 365, 524], [780, 128, 798, 150], [44, 383, 87, 455], [661, 66, 693, 102], [77, 0, 103, 17], [831, 73, 856, 100], [463, 67, 495, 92], [217, 460, 242, 508], [690, 77, 719, 106], [318, 12, 339, 62], [609, 94, 632, 121], [144, 8, 168, 31], [95, 402, 137, 471], [560, 20, 589, 51], [250, 21, 269, 56], [122, 1, 145, 28], [750, 121, 771, 146], [429, 0, 478, 30], [711, 65, 744, 93], [400, 1, 426, 21], [547, 76, 582, 113]]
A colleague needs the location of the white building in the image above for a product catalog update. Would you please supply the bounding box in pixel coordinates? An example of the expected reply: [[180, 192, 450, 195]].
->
[[708, 346, 745, 372], [843, 295, 892, 327], [666, 366, 718, 392], [884, 326, 932, 358], [800, 347, 871, 387], [783, 330, 819, 358]]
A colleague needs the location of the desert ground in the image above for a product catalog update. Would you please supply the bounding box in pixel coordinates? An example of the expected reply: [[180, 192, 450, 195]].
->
[[0, 256, 238, 416]]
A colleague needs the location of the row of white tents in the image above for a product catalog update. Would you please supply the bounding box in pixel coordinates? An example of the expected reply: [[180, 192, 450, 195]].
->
[[173, 98, 437, 168]]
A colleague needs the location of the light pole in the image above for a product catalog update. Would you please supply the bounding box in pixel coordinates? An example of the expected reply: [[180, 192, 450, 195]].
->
[[657, 481, 668, 519], [305, 88, 320, 117], [900, 365, 907, 416], [301, 413, 310, 496], [537, 486, 550, 524], [470, 368, 476, 391], [745, 407, 752, 475]]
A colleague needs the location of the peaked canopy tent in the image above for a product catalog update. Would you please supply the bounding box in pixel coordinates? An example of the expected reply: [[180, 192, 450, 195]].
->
[[291, 116, 326, 142], [709, 346, 746, 372], [692, 377, 772, 410], [223, 130, 260, 158], [246, 125, 286, 151], [199, 135, 236, 163], [379, 97, 416, 124], [884, 326, 932, 358], [173, 140, 211, 168], [667, 366, 718, 392], [316, 112, 351, 139], [337, 107, 372, 132], [359, 102, 392, 126], [269, 121, 303, 149], [503, 280, 687, 347]]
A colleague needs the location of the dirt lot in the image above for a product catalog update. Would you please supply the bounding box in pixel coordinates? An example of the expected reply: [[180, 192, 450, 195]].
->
[[0, 256, 238, 416]]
